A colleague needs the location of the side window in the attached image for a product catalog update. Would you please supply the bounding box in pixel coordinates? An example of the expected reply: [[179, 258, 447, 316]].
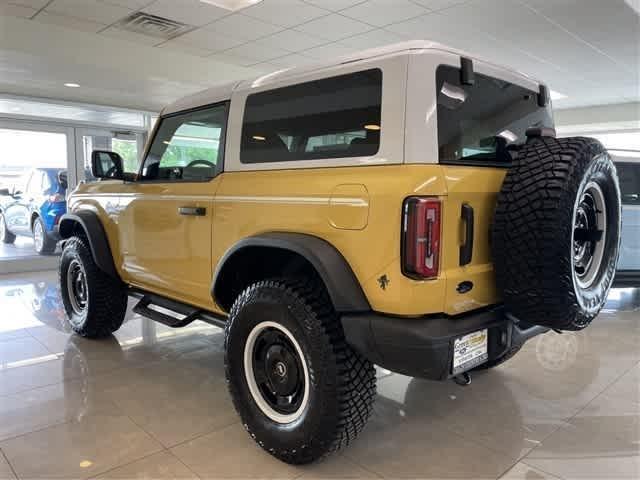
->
[[27, 172, 42, 195], [617, 163, 640, 205], [141, 103, 227, 181], [241, 69, 382, 163]]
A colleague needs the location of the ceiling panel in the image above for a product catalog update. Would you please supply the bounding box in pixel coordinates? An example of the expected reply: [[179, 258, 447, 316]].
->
[[294, 13, 373, 41], [341, 0, 428, 27], [100, 25, 162, 45], [265, 52, 315, 68], [32, 10, 106, 32], [257, 29, 328, 52], [338, 28, 404, 49], [409, 0, 469, 11], [204, 13, 283, 42], [222, 41, 292, 64], [241, 0, 327, 28], [0, 3, 37, 18], [156, 39, 216, 58], [438, 0, 625, 84], [521, 0, 640, 73], [5, 0, 48, 8], [171, 28, 246, 52], [142, 0, 228, 27], [45, 0, 132, 24], [304, 42, 359, 59], [98, 0, 154, 9], [303, 0, 365, 11]]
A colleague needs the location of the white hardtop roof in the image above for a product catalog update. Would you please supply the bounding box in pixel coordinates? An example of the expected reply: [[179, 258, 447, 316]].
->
[[163, 40, 543, 116]]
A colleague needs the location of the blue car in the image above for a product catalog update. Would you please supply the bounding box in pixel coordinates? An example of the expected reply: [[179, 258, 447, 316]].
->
[[0, 168, 67, 254]]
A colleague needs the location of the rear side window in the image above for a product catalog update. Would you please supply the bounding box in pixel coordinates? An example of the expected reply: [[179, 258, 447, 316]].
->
[[616, 162, 640, 205], [241, 69, 382, 164], [436, 64, 553, 166]]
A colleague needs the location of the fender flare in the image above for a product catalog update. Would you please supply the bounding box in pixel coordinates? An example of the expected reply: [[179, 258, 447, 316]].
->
[[212, 232, 370, 313], [58, 212, 118, 279]]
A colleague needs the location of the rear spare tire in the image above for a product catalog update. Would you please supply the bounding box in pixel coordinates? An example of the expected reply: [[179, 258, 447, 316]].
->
[[493, 136, 621, 331]]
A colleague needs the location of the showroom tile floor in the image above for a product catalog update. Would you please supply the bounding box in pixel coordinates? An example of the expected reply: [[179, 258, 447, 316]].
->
[[0, 270, 638, 479]]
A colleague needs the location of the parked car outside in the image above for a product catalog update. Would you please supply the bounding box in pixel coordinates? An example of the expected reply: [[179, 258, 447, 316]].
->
[[614, 158, 640, 286], [0, 167, 67, 254]]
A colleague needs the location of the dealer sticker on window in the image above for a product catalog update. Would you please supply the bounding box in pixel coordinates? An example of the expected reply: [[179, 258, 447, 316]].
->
[[452, 329, 488, 375]]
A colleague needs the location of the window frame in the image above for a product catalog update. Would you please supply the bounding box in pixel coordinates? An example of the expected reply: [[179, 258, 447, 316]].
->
[[239, 68, 383, 165], [615, 161, 640, 206], [136, 100, 230, 184]]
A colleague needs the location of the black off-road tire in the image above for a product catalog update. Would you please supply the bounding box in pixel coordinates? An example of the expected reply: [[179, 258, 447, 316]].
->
[[33, 217, 57, 254], [493, 137, 621, 331], [0, 212, 16, 244], [224, 278, 376, 465], [59, 236, 127, 338]]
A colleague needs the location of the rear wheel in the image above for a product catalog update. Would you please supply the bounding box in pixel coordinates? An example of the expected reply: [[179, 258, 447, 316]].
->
[[224, 278, 376, 464], [0, 212, 16, 244], [33, 217, 56, 254], [493, 137, 621, 331], [59, 236, 127, 338]]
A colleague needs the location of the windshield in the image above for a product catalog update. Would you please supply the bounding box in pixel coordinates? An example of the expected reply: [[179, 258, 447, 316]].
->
[[436, 64, 553, 166]]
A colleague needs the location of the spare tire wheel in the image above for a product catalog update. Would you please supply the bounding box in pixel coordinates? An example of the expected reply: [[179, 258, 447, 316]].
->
[[492, 136, 621, 331]]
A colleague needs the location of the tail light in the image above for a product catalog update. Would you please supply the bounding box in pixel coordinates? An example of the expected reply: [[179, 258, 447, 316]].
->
[[49, 193, 65, 203], [402, 197, 441, 279]]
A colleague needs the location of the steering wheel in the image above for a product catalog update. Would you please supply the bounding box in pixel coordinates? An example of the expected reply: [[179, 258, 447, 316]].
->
[[185, 159, 215, 169]]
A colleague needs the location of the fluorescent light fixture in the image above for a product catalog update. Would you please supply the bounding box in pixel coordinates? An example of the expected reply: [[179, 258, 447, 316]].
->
[[199, 0, 263, 11], [252, 135, 266, 141], [64, 83, 80, 88], [550, 89, 567, 100], [364, 124, 381, 131]]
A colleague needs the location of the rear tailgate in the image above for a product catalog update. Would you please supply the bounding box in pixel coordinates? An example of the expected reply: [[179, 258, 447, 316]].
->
[[441, 166, 506, 315]]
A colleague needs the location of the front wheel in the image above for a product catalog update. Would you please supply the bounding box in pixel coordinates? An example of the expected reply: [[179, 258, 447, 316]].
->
[[224, 278, 376, 464], [59, 236, 127, 338], [33, 217, 56, 254]]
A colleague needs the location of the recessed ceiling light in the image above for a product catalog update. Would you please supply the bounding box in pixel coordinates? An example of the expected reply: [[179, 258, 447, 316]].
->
[[364, 124, 381, 131], [64, 83, 80, 88], [550, 89, 567, 100], [252, 135, 266, 141], [199, 0, 263, 11]]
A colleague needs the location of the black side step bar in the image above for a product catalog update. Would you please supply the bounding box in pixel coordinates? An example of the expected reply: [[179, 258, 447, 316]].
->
[[130, 289, 226, 329]]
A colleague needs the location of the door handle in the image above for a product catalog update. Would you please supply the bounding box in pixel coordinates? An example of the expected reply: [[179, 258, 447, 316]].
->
[[459, 203, 474, 266], [178, 206, 206, 216]]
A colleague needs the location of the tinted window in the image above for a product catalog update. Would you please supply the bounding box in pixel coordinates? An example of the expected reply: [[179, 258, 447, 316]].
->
[[241, 69, 382, 163], [616, 162, 640, 205], [436, 65, 553, 166], [141, 103, 227, 181]]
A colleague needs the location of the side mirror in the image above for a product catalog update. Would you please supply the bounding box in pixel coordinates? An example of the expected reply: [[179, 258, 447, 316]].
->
[[57, 170, 68, 189], [91, 150, 124, 180], [0, 188, 10, 196]]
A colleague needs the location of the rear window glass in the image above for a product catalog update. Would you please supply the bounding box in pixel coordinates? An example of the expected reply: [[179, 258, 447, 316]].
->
[[241, 69, 382, 163], [616, 162, 640, 205], [436, 64, 553, 166]]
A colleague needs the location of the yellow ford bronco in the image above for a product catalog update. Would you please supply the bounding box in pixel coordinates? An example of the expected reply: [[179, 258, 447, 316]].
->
[[58, 41, 621, 464]]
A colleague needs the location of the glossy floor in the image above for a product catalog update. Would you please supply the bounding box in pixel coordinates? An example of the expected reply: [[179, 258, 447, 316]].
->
[[0, 271, 638, 480]]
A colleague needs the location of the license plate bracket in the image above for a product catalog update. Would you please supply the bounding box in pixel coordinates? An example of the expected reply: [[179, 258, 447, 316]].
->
[[452, 329, 488, 375]]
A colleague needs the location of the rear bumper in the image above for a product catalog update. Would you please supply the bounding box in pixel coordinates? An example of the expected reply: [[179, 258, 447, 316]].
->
[[613, 270, 640, 288], [341, 307, 548, 381]]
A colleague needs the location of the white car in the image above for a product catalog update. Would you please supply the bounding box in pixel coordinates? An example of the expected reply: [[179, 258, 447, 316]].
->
[[614, 158, 639, 287]]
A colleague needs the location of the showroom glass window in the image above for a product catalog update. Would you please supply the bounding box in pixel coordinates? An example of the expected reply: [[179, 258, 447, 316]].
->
[[436, 65, 553, 166], [141, 103, 227, 181], [240, 69, 382, 163]]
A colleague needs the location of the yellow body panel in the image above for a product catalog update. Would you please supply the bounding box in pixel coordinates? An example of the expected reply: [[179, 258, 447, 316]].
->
[[69, 164, 506, 317]]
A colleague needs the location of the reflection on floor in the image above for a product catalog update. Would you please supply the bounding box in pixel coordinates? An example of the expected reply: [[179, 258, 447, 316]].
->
[[0, 271, 638, 480], [0, 240, 59, 275]]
